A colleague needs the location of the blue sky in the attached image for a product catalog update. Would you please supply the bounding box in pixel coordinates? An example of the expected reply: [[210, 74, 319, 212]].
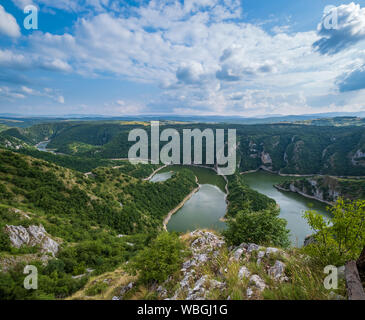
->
[[1, 0, 365, 116]]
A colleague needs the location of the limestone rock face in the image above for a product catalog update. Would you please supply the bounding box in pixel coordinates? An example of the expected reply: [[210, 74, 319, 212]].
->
[[261, 151, 272, 165], [238, 266, 251, 279], [268, 260, 287, 282], [155, 230, 289, 301], [249, 275, 266, 291], [5, 225, 59, 256]]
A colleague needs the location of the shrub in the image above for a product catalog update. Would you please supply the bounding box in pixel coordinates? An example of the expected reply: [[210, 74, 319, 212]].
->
[[223, 205, 290, 248], [0, 231, 10, 251], [303, 198, 365, 266], [85, 282, 109, 296], [128, 232, 186, 284]]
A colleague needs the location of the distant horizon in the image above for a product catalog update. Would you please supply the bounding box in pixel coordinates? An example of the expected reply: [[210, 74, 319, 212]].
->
[[0, 111, 365, 120]]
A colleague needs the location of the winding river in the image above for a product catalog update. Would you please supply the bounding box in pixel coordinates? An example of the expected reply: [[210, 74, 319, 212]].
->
[[151, 166, 331, 246], [242, 171, 331, 246], [150, 165, 228, 232]]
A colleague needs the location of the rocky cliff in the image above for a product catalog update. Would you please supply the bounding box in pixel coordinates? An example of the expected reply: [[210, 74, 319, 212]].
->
[[276, 176, 365, 204], [105, 230, 344, 301], [4, 224, 59, 257]]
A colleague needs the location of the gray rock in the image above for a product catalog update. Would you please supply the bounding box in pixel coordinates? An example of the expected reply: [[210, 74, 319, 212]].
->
[[257, 251, 265, 265], [112, 296, 120, 300], [209, 279, 226, 290], [192, 276, 207, 292], [186, 276, 208, 300], [196, 253, 208, 263], [247, 243, 262, 253], [238, 266, 251, 279], [266, 247, 279, 256], [246, 287, 253, 299], [5, 225, 59, 256], [189, 230, 224, 253], [119, 281, 134, 298], [232, 248, 244, 261], [268, 260, 286, 281], [249, 275, 266, 291], [182, 259, 196, 270], [179, 272, 193, 290], [157, 285, 168, 298], [5, 225, 29, 248]]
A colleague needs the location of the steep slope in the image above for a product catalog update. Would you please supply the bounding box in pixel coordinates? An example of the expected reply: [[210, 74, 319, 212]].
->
[[0, 150, 197, 299], [71, 230, 346, 300], [276, 176, 365, 204]]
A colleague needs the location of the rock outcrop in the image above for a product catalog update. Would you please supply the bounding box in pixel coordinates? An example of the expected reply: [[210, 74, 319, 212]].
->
[[159, 230, 288, 301], [4, 225, 59, 256]]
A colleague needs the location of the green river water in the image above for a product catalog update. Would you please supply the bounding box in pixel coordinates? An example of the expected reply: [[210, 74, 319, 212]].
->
[[151, 166, 331, 246]]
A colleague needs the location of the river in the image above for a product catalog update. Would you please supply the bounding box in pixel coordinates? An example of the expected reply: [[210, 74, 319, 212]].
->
[[150, 165, 227, 232], [242, 171, 331, 246], [151, 167, 331, 247], [35, 141, 51, 152]]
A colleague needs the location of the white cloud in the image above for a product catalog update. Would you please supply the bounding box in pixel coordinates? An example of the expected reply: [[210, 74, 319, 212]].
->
[[57, 95, 65, 104], [3, 1, 365, 115], [176, 62, 206, 84], [314, 3, 365, 55], [0, 85, 66, 105], [0, 86, 25, 100], [21, 86, 35, 94], [0, 5, 20, 38], [104, 99, 145, 115]]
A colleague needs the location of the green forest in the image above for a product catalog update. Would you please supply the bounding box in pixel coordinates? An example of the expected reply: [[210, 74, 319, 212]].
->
[[0, 119, 364, 300]]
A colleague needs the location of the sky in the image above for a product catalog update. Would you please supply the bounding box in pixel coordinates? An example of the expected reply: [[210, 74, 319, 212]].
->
[[1, 0, 365, 117]]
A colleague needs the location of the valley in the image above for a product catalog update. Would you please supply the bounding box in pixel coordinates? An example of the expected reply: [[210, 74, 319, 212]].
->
[[0, 119, 364, 300]]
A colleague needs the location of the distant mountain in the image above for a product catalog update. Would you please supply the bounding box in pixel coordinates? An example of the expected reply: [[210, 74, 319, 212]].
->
[[0, 111, 364, 124]]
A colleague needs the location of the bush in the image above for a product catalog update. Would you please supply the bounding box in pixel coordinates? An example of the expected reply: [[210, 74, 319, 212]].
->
[[223, 205, 290, 248], [303, 198, 365, 266], [0, 231, 10, 251], [128, 232, 186, 284], [85, 282, 109, 296]]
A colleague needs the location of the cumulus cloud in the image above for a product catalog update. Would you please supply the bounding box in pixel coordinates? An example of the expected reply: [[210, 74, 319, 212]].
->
[[3, 1, 365, 115], [216, 46, 277, 81], [0, 85, 66, 104], [0, 5, 20, 38], [105, 99, 145, 115], [313, 3, 365, 55], [338, 64, 365, 91], [0, 48, 72, 74], [0, 86, 25, 100], [176, 62, 206, 84]]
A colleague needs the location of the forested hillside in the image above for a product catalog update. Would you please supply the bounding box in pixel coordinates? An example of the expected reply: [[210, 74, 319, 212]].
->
[[1, 121, 364, 176], [0, 150, 197, 299]]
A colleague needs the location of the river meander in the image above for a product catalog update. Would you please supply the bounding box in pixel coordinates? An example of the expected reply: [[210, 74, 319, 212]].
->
[[152, 166, 331, 246]]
